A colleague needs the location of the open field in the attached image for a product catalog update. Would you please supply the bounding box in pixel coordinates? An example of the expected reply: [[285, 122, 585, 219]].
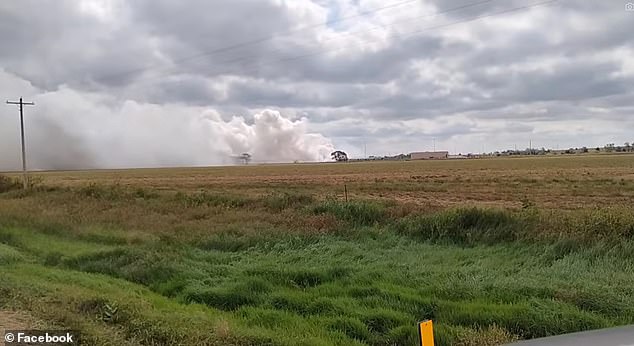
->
[[1, 154, 634, 345], [21, 154, 634, 209]]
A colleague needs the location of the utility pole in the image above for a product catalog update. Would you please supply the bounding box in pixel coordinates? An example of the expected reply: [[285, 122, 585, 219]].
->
[[529, 139, 532, 155], [433, 138, 436, 152], [6, 97, 35, 189]]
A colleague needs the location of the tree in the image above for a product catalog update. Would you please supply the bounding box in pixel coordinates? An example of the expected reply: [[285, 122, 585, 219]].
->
[[240, 153, 252, 165], [331, 150, 348, 162]]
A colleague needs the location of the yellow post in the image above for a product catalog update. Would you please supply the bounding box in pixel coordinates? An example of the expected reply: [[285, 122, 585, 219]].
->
[[419, 320, 435, 346]]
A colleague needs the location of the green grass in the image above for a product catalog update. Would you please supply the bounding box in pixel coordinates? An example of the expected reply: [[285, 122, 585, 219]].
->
[[1, 168, 634, 345], [2, 218, 634, 345], [312, 200, 387, 227]]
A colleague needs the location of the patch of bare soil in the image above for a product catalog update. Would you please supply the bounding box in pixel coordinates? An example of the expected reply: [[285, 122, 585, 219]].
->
[[0, 310, 40, 333]]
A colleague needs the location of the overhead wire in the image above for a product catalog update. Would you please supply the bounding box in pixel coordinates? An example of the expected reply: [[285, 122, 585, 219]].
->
[[118, 0, 558, 94], [94, 0, 430, 84]]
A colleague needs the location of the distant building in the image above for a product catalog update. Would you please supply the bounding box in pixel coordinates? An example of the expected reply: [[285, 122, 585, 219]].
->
[[410, 151, 449, 160]]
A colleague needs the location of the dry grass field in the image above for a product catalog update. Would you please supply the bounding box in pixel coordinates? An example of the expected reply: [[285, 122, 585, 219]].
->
[[1, 154, 634, 345], [28, 153, 634, 209]]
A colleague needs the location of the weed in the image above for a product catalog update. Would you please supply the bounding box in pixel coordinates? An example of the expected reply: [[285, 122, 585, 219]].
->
[[101, 303, 119, 323]]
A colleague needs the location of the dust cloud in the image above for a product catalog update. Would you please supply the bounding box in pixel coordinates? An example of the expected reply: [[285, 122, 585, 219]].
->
[[0, 72, 334, 171]]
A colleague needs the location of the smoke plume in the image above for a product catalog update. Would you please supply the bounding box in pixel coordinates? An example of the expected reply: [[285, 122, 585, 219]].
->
[[0, 71, 334, 171]]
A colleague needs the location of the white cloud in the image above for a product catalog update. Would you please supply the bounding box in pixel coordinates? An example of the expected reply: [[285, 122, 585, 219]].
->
[[1, 0, 633, 166]]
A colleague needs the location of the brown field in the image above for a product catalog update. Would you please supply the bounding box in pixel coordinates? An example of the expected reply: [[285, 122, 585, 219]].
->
[[18, 153, 634, 210], [1, 153, 634, 346]]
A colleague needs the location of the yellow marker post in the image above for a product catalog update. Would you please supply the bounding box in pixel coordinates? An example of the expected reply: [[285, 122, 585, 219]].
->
[[418, 320, 434, 346]]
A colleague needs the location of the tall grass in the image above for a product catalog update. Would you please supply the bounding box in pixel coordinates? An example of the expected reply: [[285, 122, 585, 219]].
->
[[395, 207, 634, 246], [394, 208, 531, 245], [0, 175, 21, 193], [263, 192, 315, 211], [2, 179, 634, 345], [312, 200, 387, 227]]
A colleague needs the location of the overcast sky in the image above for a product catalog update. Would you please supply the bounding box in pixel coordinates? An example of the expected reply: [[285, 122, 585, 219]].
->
[[1, 0, 633, 169]]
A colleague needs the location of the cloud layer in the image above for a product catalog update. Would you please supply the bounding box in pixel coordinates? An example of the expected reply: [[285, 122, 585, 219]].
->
[[1, 0, 633, 169]]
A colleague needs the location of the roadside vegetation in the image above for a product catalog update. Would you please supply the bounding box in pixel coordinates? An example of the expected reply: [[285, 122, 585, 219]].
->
[[1, 155, 634, 345]]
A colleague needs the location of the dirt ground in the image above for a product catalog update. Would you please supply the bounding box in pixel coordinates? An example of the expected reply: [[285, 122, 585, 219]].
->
[[0, 310, 39, 332]]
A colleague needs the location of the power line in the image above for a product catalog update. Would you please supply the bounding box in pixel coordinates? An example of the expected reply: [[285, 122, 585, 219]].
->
[[6, 97, 35, 189], [245, 0, 558, 73], [185, 0, 498, 76], [123, 0, 557, 91], [109, 0, 502, 88], [94, 0, 430, 84]]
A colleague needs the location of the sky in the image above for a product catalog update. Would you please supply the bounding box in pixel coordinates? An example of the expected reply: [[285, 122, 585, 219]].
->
[[1, 0, 633, 169]]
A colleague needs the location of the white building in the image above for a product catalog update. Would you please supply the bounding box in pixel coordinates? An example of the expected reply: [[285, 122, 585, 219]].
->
[[410, 151, 449, 160]]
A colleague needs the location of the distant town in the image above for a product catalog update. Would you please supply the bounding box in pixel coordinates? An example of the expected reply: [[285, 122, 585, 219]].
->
[[351, 142, 634, 162]]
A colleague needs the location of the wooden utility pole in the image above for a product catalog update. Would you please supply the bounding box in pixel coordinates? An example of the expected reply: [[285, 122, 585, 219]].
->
[[6, 98, 35, 189]]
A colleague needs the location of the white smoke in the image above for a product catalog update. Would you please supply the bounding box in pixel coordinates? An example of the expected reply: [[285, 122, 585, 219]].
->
[[0, 70, 334, 170]]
